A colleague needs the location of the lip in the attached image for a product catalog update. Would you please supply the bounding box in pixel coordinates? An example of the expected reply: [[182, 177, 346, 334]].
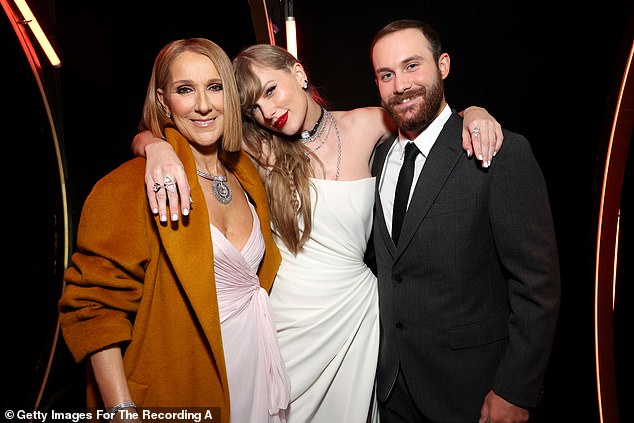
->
[[273, 111, 288, 130], [392, 95, 422, 111], [191, 118, 216, 128]]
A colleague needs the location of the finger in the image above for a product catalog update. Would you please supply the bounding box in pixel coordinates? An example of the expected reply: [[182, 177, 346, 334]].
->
[[471, 125, 484, 164], [173, 166, 191, 216], [146, 176, 160, 215], [494, 122, 504, 157], [462, 126, 473, 158], [155, 189, 168, 222], [480, 121, 492, 168], [150, 169, 170, 222], [163, 175, 180, 221]]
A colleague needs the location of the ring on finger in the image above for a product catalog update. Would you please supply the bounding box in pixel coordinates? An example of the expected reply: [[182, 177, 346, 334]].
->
[[164, 175, 177, 193], [152, 182, 162, 193], [472, 127, 480, 137]]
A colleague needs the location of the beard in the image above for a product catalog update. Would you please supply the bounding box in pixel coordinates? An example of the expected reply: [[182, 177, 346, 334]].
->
[[381, 71, 444, 134]]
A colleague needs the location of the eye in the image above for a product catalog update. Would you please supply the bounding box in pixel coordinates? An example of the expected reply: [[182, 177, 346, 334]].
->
[[175, 85, 193, 95], [405, 62, 419, 71], [264, 85, 276, 97], [209, 83, 223, 92], [244, 104, 260, 119], [379, 72, 394, 82]]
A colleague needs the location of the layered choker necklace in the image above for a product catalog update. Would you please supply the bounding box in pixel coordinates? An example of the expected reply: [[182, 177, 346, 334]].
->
[[197, 168, 232, 204], [296, 107, 327, 143], [301, 109, 342, 181]]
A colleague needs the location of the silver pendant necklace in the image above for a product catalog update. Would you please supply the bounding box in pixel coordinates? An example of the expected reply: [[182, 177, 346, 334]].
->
[[197, 169, 232, 204]]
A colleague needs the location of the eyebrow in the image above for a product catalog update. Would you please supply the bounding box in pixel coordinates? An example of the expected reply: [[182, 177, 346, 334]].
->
[[375, 54, 424, 74], [171, 78, 222, 85]]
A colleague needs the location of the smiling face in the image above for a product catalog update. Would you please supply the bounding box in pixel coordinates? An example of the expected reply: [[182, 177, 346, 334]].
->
[[157, 51, 225, 149], [372, 28, 449, 140], [249, 63, 310, 137]]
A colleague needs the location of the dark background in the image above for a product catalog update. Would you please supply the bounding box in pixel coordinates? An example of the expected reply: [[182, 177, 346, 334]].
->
[[2, 0, 633, 421]]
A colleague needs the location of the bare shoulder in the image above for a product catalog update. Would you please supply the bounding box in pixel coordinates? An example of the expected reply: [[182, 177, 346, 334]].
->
[[333, 106, 387, 125], [331, 107, 395, 146]]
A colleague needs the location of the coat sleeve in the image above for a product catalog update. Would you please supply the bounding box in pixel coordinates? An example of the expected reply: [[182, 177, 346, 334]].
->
[[488, 132, 561, 408], [59, 159, 155, 363]]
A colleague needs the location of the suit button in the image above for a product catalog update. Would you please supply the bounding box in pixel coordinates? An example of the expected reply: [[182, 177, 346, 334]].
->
[[395, 322, 403, 329]]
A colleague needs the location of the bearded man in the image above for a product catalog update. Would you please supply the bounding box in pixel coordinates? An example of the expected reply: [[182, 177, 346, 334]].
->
[[370, 19, 561, 423]]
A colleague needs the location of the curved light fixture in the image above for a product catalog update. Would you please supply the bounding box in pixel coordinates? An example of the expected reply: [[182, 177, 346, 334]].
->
[[1, 0, 68, 413], [594, 40, 633, 423]]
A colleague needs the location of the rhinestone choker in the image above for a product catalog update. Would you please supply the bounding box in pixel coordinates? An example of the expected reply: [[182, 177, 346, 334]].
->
[[296, 107, 326, 143]]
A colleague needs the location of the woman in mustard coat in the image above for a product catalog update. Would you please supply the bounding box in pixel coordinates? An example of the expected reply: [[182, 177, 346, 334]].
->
[[59, 39, 288, 423]]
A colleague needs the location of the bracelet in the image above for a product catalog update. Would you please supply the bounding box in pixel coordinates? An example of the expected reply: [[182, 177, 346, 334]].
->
[[107, 401, 137, 419]]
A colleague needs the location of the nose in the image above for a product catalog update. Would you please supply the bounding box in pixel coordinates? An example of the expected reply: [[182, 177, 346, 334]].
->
[[393, 73, 412, 95], [195, 91, 213, 114], [258, 101, 276, 120]]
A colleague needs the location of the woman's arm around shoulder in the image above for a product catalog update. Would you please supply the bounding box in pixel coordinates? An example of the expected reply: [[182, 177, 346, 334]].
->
[[132, 131, 191, 222]]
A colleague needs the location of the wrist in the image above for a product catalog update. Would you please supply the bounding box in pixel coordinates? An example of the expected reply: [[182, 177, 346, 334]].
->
[[107, 401, 137, 421]]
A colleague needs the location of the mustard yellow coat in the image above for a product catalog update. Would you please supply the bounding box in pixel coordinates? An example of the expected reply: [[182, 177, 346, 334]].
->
[[59, 128, 281, 423]]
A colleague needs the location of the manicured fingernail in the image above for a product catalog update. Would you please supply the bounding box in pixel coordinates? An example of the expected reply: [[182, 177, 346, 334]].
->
[[466, 149, 472, 158], [153, 207, 158, 214], [160, 214, 167, 222], [182, 208, 189, 216], [189, 196, 193, 203], [171, 213, 179, 221], [478, 154, 483, 161], [493, 150, 497, 156]]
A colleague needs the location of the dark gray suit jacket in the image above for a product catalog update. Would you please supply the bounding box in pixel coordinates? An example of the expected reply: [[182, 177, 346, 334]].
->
[[372, 112, 561, 422]]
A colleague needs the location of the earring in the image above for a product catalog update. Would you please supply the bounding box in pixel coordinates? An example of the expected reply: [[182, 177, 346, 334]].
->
[[302, 80, 308, 89], [166, 112, 172, 119]]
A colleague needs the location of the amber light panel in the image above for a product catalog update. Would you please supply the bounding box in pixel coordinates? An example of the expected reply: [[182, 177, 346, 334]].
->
[[286, 16, 297, 59], [13, 0, 61, 67]]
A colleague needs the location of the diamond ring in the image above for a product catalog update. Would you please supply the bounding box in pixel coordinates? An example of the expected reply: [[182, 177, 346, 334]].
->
[[164, 175, 177, 193]]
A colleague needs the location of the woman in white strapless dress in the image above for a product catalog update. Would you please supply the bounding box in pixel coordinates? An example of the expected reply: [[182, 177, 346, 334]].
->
[[270, 177, 379, 422], [136, 43, 500, 423]]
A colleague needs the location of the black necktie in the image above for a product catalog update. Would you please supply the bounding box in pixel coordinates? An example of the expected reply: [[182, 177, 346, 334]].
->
[[392, 142, 420, 245]]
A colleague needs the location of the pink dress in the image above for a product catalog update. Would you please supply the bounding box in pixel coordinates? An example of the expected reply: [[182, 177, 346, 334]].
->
[[211, 201, 290, 423]]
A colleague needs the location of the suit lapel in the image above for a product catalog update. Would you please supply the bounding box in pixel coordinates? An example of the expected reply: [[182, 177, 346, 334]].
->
[[372, 137, 398, 257], [394, 113, 463, 261]]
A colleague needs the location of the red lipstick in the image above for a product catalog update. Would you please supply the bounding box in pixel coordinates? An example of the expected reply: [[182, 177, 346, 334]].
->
[[273, 111, 288, 130]]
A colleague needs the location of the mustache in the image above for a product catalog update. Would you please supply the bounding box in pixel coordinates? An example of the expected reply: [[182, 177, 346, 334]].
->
[[387, 88, 427, 107]]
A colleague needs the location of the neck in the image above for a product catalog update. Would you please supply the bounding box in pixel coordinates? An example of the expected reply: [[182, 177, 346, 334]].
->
[[192, 150, 223, 175], [296, 104, 326, 142]]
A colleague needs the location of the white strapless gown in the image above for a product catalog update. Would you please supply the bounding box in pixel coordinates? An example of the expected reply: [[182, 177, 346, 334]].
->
[[270, 177, 380, 423]]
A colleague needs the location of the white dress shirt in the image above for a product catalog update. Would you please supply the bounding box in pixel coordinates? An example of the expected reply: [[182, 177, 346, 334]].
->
[[379, 104, 452, 236]]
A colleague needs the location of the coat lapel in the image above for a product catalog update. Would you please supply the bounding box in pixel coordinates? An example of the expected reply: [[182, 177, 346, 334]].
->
[[394, 113, 463, 261], [156, 129, 225, 367]]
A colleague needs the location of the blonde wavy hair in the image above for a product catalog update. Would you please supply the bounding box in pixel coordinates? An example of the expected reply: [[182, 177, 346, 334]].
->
[[234, 44, 327, 254]]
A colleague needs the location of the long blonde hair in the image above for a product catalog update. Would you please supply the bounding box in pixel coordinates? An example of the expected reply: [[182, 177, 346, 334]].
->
[[234, 44, 327, 254]]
